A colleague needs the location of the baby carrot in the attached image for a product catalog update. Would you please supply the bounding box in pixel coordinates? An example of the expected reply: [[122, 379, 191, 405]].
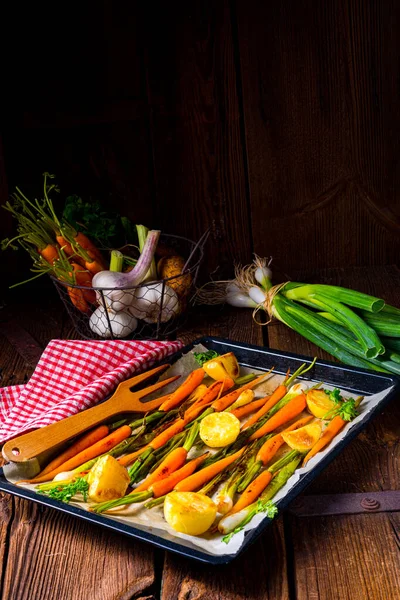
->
[[256, 415, 313, 465], [303, 416, 346, 466], [231, 397, 271, 420], [188, 378, 235, 412], [159, 368, 205, 412], [174, 448, 245, 492], [74, 232, 105, 265], [149, 453, 209, 498], [149, 418, 187, 450], [68, 286, 90, 313], [26, 425, 132, 484], [229, 470, 273, 515], [133, 446, 188, 492], [242, 388, 287, 430], [69, 262, 96, 304], [39, 425, 109, 477], [249, 394, 307, 441], [211, 372, 271, 412], [39, 244, 59, 265], [56, 235, 74, 256]]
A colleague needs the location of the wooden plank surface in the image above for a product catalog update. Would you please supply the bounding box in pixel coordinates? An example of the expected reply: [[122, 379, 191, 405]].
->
[[144, 0, 253, 277], [236, 0, 400, 271]]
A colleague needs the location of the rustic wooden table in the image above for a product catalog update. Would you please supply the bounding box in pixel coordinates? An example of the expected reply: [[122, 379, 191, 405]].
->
[[1, 266, 399, 600]]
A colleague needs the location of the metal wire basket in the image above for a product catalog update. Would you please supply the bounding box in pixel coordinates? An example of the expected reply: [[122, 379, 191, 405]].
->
[[52, 231, 208, 340]]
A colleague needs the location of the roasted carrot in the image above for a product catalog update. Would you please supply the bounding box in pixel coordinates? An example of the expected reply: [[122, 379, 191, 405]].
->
[[249, 394, 307, 441], [256, 415, 313, 465], [302, 416, 346, 466], [242, 388, 287, 430], [39, 425, 109, 477], [26, 425, 132, 484], [149, 418, 187, 450], [229, 470, 273, 515], [174, 448, 245, 492], [133, 446, 188, 492], [159, 368, 205, 412], [39, 244, 59, 265], [231, 396, 271, 420], [118, 445, 150, 467], [185, 377, 235, 419], [211, 372, 271, 412], [149, 453, 209, 498]]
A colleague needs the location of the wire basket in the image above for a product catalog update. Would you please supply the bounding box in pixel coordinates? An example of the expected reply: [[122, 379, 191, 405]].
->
[[52, 231, 208, 340]]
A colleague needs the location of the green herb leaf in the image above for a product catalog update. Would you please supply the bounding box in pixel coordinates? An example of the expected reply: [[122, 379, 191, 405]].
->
[[324, 388, 343, 404], [39, 478, 89, 503], [193, 350, 219, 366], [222, 500, 278, 544], [338, 399, 358, 421]]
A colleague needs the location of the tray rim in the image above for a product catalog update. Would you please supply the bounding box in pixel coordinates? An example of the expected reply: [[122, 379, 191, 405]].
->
[[1, 335, 399, 565]]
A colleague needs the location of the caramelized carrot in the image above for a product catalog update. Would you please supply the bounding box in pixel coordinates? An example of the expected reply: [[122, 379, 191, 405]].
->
[[149, 453, 208, 498], [133, 446, 188, 492], [228, 470, 273, 515], [39, 425, 109, 477], [231, 397, 271, 420], [211, 372, 271, 412], [256, 415, 313, 465], [159, 368, 205, 412], [303, 416, 346, 466], [242, 385, 288, 430], [26, 425, 132, 484], [183, 379, 234, 420], [174, 448, 245, 492], [249, 394, 307, 441], [149, 418, 186, 450]]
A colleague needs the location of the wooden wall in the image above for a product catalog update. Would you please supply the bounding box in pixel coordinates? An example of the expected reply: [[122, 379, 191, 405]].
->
[[1, 0, 400, 288]]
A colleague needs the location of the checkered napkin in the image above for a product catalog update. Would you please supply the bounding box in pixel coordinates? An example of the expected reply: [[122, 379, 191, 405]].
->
[[0, 338, 183, 444]]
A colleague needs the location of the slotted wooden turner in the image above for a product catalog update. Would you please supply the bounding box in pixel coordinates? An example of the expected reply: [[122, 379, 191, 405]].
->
[[2, 364, 180, 463]]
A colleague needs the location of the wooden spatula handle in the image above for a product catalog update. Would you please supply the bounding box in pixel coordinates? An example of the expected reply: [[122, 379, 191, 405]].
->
[[2, 399, 120, 463]]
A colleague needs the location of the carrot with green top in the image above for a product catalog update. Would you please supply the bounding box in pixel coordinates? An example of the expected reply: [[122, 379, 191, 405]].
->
[[249, 394, 307, 441], [211, 371, 272, 412], [133, 446, 188, 492], [187, 378, 235, 413], [242, 359, 316, 430], [256, 415, 313, 465], [24, 425, 132, 484], [174, 448, 245, 492], [302, 396, 361, 466], [38, 425, 109, 477], [228, 470, 273, 515], [231, 397, 270, 420], [158, 368, 205, 412]]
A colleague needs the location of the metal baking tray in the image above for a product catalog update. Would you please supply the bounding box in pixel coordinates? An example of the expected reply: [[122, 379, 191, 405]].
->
[[0, 336, 399, 564]]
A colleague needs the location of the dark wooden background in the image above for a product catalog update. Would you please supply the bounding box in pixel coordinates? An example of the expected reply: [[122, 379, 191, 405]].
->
[[1, 0, 400, 290]]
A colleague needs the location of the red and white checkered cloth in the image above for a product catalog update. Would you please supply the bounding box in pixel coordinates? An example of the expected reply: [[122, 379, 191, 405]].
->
[[0, 338, 183, 444]]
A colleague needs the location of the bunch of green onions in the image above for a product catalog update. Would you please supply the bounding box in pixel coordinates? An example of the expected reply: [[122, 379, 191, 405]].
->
[[196, 257, 400, 375]]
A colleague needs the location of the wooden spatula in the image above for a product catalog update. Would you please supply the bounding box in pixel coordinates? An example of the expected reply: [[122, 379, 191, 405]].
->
[[2, 364, 180, 463]]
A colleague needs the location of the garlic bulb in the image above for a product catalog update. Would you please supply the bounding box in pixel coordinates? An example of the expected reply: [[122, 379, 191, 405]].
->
[[89, 305, 138, 338], [128, 283, 179, 323]]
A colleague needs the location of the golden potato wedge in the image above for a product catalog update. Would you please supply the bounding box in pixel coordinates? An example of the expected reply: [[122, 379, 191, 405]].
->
[[88, 455, 130, 503], [164, 491, 217, 535]]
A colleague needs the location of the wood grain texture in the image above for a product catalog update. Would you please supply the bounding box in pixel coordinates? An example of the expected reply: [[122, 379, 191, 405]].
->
[[236, 0, 400, 270], [1, 497, 155, 600], [145, 0, 252, 277], [160, 309, 289, 600]]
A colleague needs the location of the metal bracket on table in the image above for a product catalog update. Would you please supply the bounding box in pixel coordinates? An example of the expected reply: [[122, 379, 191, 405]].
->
[[288, 490, 400, 517]]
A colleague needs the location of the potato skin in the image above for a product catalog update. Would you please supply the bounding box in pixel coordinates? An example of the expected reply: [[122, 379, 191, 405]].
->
[[157, 256, 192, 298], [88, 455, 130, 503], [164, 491, 217, 536]]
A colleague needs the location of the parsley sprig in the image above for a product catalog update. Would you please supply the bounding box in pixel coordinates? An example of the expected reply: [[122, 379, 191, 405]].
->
[[193, 350, 219, 366], [222, 500, 278, 544], [322, 388, 359, 422], [39, 478, 89, 503]]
